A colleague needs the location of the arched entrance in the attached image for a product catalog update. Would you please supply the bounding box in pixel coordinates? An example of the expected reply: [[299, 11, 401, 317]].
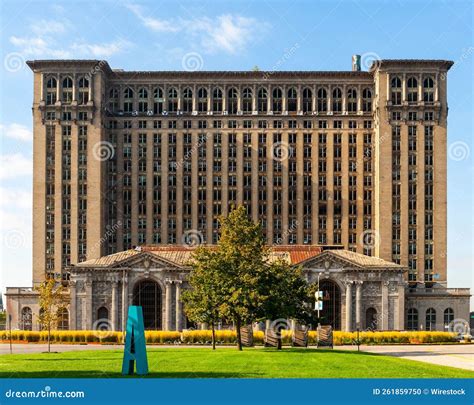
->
[[319, 280, 341, 330], [365, 307, 377, 330], [132, 280, 162, 330]]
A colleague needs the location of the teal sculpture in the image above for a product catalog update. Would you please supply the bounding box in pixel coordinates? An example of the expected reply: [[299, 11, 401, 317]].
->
[[122, 306, 149, 375]]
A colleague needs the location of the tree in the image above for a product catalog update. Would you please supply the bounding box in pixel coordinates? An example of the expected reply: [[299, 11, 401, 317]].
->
[[182, 248, 223, 350], [215, 206, 269, 350], [35, 278, 67, 353]]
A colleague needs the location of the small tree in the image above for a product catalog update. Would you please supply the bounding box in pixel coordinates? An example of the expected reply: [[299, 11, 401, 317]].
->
[[35, 278, 67, 353], [182, 248, 223, 350]]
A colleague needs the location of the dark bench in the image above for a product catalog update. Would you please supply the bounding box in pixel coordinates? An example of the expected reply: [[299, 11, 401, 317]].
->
[[292, 328, 308, 347], [240, 325, 254, 347], [264, 329, 282, 349], [317, 325, 333, 349]]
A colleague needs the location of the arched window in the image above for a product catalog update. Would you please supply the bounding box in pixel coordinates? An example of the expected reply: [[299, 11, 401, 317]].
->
[[332, 87, 342, 113], [443, 308, 454, 328], [123, 87, 134, 113], [423, 77, 434, 103], [20, 307, 32, 331], [197, 87, 208, 112], [317, 88, 327, 112], [57, 308, 69, 330], [62, 77, 73, 103], [153, 87, 163, 114], [257, 88, 267, 113], [302, 87, 312, 113], [46, 77, 57, 105], [138, 87, 148, 113], [242, 87, 252, 113], [362, 88, 372, 112], [108, 88, 119, 112], [227, 87, 238, 114], [425, 308, 436, 331], [97, 306, 109, 321], [213, 88, 223, 112], [272, 87, 282, 113], [407, 308, 418, 330], [347, 88, 357, 112], [407, 77, 418, 103], [77, 77, 89, 105], [182, 87, 193, 113], [287, 87, 297, 112], [168, 87, 178, 112], [391, 77, 402, 105]]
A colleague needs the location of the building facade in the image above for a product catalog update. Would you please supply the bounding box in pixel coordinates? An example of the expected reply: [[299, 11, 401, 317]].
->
[[5, 57, 471, 332]]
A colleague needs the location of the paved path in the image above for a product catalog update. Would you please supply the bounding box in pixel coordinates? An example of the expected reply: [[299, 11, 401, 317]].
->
[[1, 343, 473, 371], [339, 344, 474, 371]]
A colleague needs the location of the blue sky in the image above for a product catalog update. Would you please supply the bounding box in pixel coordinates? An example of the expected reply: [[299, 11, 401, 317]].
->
[[0, 0, 472, 306]]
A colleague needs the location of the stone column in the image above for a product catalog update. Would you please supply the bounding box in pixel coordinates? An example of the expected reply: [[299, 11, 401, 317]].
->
[[355, 281, 363, 328], [121, 272, 128, 332], [381, 281, 389, 330], [111, 280, 118, 331], [69, 280, 77, 330], [397, 282, 405, 330], [175, 280, 183, 332], [165, 279, 173, 331], [85, 279, 93, 330], [345, 281, 352, 331]]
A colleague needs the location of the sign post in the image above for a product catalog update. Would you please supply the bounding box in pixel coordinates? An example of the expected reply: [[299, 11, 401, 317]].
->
[[122, 306, 148, 375]]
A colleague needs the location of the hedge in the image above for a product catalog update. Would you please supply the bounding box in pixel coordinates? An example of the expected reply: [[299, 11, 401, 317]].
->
[[0, 330, 459, 345]]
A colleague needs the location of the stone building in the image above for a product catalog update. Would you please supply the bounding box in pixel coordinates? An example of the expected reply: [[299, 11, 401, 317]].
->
[[5, 56, 471, 332]]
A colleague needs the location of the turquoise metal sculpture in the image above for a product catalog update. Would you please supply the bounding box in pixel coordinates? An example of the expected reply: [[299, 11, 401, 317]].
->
[[122, 306, 149, 375]]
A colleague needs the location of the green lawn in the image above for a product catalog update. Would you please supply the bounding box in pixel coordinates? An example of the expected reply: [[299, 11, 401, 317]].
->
[[1, 348, 472, 378]]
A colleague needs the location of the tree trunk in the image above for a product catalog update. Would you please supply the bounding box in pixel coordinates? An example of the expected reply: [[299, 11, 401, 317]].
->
[[211, 321, 216, 350], [235, 316, 242, 351], [48, 325, 51, 353]]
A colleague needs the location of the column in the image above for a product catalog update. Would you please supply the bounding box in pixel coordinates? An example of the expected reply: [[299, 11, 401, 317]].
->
[[85, 279, 93, 330], [121, 272, 128, 332], [111, 280, 118, 331], [355, 281, 363, 328], [397, 282, 405, 330], [69, 280, 77, 330], [345, 281, 352, 331], [165, 279, 173, 331], [381, 281, 389, 330], [175, 280, 183, 331]]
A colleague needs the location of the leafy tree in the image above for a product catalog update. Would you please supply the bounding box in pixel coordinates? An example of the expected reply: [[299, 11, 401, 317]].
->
[[182, 247, 223, 350], [35, 278, 67, 353]]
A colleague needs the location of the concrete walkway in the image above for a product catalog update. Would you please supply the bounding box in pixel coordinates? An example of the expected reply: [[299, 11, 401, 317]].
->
[[1, 343, 473, 371]]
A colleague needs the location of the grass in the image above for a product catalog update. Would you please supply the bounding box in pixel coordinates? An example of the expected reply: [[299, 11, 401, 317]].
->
[[1, 348, 473, 378]]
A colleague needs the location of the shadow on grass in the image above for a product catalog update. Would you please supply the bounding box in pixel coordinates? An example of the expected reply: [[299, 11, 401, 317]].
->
[[0, 371, 252, 379]]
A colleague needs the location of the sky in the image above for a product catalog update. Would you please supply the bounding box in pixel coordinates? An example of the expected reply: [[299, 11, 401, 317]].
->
[[0, 0, 472, 307]]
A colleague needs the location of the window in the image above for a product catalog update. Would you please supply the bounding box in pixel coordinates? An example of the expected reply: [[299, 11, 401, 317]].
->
[[423, 77, 434, 103], [62, 77, 73, 103], [257, 87, 267, 113], [242, 87, 252, 113], [407, 308, 418, 330], [302, 87, 312, 113], [97, 306, 109, 322], [183, 87, 193, 112], [287, 87, 297, 112], [227, 87, 238, 114], [213, 88, 223, 112], [153, 87, 164, 114], [362, 88, 372, 112], [197, 87, 208, 112], [407, 77, 418, 103], [123, 87, 133, 112], [168, 87, 178, 112], [78, 77, 89, 104], [391, 77, 402, 105], [347, 88, 357, 112], [317, 88, 327, 112], [443, 308, 454, 328], [332, 87, 342, 112], [425, 308, 436, 331], [20, 306, 33, 330], [46, 77, 57, 105], [57, 308, 69, 330], [138, 87, 148, 113]]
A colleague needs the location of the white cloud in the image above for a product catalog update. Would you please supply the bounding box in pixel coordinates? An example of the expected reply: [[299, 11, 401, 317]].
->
[[0, 187, 31, 211], [0, 153, 32, 180], [10, 35, 72, 58], [71, 39, 132, 58], [126, 4, 268, 54], [0, 123, 32, 142], [30, 19, 68, 35]]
